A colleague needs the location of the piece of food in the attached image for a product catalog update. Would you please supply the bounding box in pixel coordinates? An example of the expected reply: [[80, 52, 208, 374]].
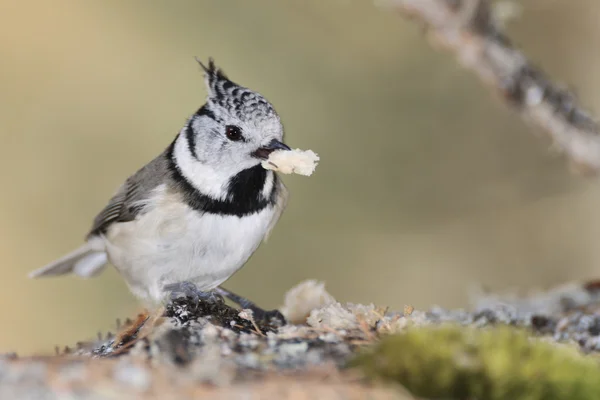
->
[[262, 148, 319, 176]]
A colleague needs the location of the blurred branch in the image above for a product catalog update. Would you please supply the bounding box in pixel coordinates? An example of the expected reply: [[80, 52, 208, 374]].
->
[[383, 0, 600, 175]]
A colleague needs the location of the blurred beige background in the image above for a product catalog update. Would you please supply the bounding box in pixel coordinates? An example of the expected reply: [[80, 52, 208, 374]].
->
[[1, 0, 600, 354]]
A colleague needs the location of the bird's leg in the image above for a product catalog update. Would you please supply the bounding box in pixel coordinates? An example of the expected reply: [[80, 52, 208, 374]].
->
[[215, 286, 286, 324], [214, 286, 257, 310], [164, 281, 224, 305]]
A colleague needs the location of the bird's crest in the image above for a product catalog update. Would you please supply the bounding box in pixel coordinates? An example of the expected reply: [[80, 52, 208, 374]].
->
[[196, 57, 229, 95], [195, 57, 276, 122]]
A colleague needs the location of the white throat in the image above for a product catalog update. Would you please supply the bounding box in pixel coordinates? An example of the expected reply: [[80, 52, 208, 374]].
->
[[172, 132, 242, 201]]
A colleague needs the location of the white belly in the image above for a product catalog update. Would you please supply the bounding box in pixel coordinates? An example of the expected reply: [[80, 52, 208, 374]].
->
[[103, 186, 276, 304]]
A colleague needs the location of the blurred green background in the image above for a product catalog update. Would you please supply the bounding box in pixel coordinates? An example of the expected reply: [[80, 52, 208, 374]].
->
[[1, 0, 600, 354]]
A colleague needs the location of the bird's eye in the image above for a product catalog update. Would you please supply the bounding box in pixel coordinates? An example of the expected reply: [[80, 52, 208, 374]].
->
[[225, 125, 243, 141]]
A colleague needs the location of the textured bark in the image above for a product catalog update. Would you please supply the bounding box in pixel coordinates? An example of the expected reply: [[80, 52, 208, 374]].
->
[[384, 0, 600, 175]]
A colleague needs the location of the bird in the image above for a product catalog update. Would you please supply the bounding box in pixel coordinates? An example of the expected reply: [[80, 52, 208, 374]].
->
[[29, 58, 292, 318]]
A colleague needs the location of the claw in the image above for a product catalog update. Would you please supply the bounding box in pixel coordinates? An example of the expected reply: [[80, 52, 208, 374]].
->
[[248, 307, 286, 325], [215, 286, 286, 325]]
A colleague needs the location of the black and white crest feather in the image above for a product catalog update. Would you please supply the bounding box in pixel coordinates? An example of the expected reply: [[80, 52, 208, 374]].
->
[[196, 57, 276, 123]]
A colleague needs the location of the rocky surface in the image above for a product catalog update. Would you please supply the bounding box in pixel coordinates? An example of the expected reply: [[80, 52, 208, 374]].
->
[[4, 280, 600, 399]]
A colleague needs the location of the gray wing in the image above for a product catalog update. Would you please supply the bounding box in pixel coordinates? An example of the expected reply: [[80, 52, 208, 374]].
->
[[87, 151, 169, 238]]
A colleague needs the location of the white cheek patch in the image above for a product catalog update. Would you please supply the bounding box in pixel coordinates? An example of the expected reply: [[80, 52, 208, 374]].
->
[[261, 149, 320, 176]]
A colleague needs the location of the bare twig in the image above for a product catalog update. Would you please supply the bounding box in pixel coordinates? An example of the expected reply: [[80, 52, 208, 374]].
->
[[383, 0, 600, 175]]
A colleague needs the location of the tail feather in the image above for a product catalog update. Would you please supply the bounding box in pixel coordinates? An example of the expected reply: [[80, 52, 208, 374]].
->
[[73, 252, 108, 277], [29, 242, 108, 279]]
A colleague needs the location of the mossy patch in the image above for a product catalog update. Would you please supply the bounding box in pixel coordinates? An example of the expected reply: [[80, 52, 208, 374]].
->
[[350, 325, 600, 400]]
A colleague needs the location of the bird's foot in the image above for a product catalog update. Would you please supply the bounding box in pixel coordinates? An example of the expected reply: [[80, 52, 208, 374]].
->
[[164, 281, 224, 307], [215, 286, 286, 325], [248, 307, 286, 325]]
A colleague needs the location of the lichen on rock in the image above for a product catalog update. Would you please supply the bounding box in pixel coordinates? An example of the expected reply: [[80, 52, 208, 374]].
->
[[350, 325, 600, 400]]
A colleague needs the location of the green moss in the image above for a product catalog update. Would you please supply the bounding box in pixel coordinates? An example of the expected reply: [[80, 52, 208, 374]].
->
[[350, 325, 600, 400]]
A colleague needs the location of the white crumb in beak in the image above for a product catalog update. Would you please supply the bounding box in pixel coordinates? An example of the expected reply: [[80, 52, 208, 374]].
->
[[280, 280, 336, 324], [261, 149, 319, 176]]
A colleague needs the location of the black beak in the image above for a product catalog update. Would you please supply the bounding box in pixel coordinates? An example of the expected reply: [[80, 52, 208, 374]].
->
[[252, 139, 291, 160]]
